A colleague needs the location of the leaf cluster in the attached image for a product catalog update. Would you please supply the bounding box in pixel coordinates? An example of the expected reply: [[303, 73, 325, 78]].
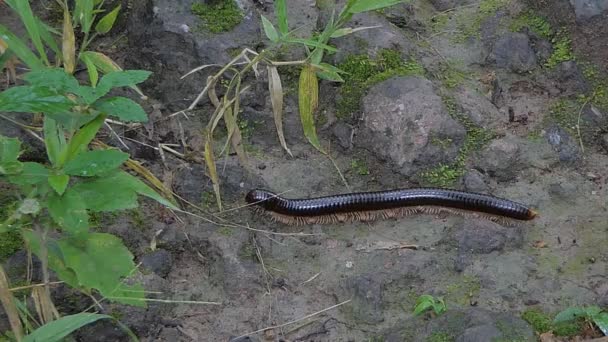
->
[[413, 295, 447, 317]]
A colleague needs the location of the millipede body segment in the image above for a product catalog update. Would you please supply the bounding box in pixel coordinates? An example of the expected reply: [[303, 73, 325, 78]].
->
[[245, 188, 538, 225]]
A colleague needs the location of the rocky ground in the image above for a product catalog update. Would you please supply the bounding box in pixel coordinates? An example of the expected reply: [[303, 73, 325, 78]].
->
[[1, 0, 608, 341]]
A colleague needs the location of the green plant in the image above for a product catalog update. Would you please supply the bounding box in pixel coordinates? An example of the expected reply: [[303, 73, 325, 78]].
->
[[191, 0, 243, 33], [350, 159, 370, 175], [510, 11, 552, 39], [0, 0, 176, 340], [413, 295, 447, 317], [554, 306, 608, 336], [545, 31, 575, 68]]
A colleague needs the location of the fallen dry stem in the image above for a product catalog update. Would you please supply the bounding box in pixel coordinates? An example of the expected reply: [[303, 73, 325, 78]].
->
[[229, 299, 351, 341]]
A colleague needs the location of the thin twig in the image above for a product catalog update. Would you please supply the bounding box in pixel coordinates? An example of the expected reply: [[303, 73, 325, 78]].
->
[[9, 281, 64, 292], [106, 297, 221, 305], [229, 299, 351, 341]]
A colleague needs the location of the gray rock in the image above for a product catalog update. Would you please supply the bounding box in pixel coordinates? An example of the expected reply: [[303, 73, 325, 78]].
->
[[357, 76, 466, 176], [548, 183, 577, 202], [454, 251, 472, 272], [332, 122, 353, 150], [569, 0, 608, 21], [450, 219, 523, 254], [546, 125, 581, 164], [456, 324, 503, 342], [475, 135, 522, 182], [601, 133, 608, 153], [599, 288, 608, 307], [454, 87, 504, 129], [463, 170, 489, 193], [581, 104, 608, 129], [430, 0, 474, 10], [551, 61, 590, 95], [141, 249, 173, 278], [347, 275, 384, 324], [488, 33, 538, 73]]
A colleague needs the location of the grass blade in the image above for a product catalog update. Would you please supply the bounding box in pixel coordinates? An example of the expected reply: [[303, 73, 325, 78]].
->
[[203, 130, 222, 211], [5, 0, 49, 66], [261, 15, 279, 42], [298, 65, 324, 153], [267, 65, 292, 156], [347, 0, 404, 13], [61, 5, 76, 74], [275, 0, 288, 35], [23, 313, 125, 342], [0, 24, 44, 70]]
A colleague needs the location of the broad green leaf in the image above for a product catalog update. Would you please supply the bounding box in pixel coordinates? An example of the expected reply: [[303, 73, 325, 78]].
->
[[347, 0, 404, 13], [58, 233, 145, 306], [65, 114, 106, 161], [0, 161, 23, 175], [93, 96, 148, 122], [62, 5, 76, 74], [314, 63, 345, 82], [4, 0, 49, 66], [70, 175, 138, 212], [553, 307, 587, 323], [275, 0, 288, 35], [95, 5, 121, 34], [6, 162, 49, 185], [43, 118, 65, 166], [298, 65, 324, 153], [48, 174, 69, 195], [24, 231, 79, 288], [23, 68, 80, 93], [593, 312, 608, 335], [23, 313, 116, 342], [64, 149, 129, 177], [74, 0, 95, 34], [261, 15, 279, 42], [98, 70, 152, 89], [413, 300, 434, 316], [0, 135, 21, 163], [47, 189, 89, 236], [0, 24, 44, 70], [0, 86, 73, 114], [109, 171, 178, 209], [80, 51, 122, 74], [285, 37, 337, 52], [81, 53, 99, 87]]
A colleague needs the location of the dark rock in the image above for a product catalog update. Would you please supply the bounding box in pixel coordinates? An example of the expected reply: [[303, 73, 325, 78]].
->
[[551, 61, 590, 95], [456, 324, 502, 342], [347, 275, 384, 324], [450, 219, 524, 254], [530, 36, 553, 63], [475, 135, 523, 182], [569, 0, 608, 21], [140, 249, 173, 278], [454, 87, 504, 129], [356, 76, 466, 176], [463, 170, 489, 193], [429, 0, 474, 10], [601, 133, 608, 153], [488, 33, 537, 73], [454, 251, 472, 272], [581, 104, 608, 129], [4, 250, 42, 283], [332, 122, 353, 150], [598, 288, 608, 307], [546, 125, 581, 164]]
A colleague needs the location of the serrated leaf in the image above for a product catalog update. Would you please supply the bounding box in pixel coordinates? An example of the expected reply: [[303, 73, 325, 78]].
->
[[62, 5, 76, 74], [0, 24, 44, 70], [47, 189, 89, 237], [23, 313, 117, 342], [58, 233, 145, 306], [23, 68, 80, 93], [0, 135, 21, 163], [64, 149, 129, 177], [66, 114, 106, 161], [347, 0, 404, 13], [275, 0, 288, 35], [48, 174, 69, 195], [0, 86, 73, 114], [93, 96, 148, 122], [298, 65, 325, 153], [70, 175, 138, 212], [261, 15, 279, 42], [6, 162, 49, 185], [95, 4, 121, 34], [553, 307, 587, 323], [267, 66, 292, 156]]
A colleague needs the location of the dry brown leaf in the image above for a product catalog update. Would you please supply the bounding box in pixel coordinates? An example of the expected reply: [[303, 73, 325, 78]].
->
[[533, 240, 548, 248], [0, 265, 23, 341], [267, 65, 292, 157], [61, 6, 76, 74], [203, 130, 222, 210]]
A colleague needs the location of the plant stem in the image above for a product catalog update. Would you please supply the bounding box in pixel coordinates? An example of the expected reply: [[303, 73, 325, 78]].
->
[[35, 222, 53, 319]]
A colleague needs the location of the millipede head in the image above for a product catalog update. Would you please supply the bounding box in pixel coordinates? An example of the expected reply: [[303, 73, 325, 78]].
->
[[245, 189, 277, 211]]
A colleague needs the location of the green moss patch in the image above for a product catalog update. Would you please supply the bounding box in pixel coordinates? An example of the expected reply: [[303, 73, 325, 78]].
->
[[452, 0, 511, 42], [510, 11, 552, 39], [191, 0, 243, 33], [521, 309, 584, 337], [337, 49, 424, 118], [545, 31, 575, 68], [427, 332, 454, 342]]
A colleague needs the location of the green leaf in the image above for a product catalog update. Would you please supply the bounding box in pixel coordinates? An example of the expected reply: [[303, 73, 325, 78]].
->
[[48, 174, 70, 195], [6, 162, 49, 185], [66, 114, 106, 161], [43, 118, 65, 166], [95, 5, 121, 34], [0, 161, 23, 175], [74, 0, 95, 34], [553, 307, 587, 323], [81, 53, 99, 87], [413, 300, 434, 316], [111, 171, 178, 209], [275, 0, 288, 35], [347, 0, 404, 13], [314, 63, 345, 82], [298, 66, 325, 153], [0, 24, 44, 70], [93, 96, 148, 122], [23, 313, 116, 342], [0, 86, 73, 114], [24, 231, 79, 288], [261, 15, 279, 42], [64, 149, 129, 177], [592, 311, 608, 335], [58, 233, 145, 306], [4, 0, 49, 65], [36, 19, 61, 61], [47, 189, 89, 236], [285, 37, 337, 52], [23, 68, 79, 93], [70, 174, 138, 212], [0, 135, 21, 163], [79, 51, 122, 74], [98, 70, 151, 89]]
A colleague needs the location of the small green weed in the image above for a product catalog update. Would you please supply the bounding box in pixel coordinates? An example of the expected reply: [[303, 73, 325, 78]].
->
[[554, 306, 608, 336], [350, 159, 370, 176], [191, 0, 243, 33], [545, 31, 575, 68], [510, 11, 552, 39], [521, 308, 586, 337], [414, 294, 447, 317], [427, 332, 454, 342], [453, 0, 511, 43]]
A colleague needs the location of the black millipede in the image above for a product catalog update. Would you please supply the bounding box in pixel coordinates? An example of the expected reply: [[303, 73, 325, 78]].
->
[[245, 188, 538, 226]]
